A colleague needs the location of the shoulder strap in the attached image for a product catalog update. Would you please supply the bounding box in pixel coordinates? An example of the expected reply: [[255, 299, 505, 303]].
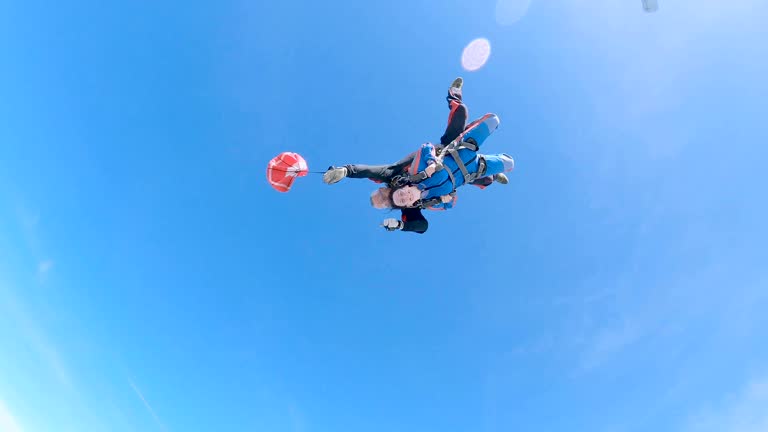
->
[[398, 139, 478, 190]]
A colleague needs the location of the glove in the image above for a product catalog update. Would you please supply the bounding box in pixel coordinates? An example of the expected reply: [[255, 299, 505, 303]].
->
[[382, 218, 403, 231], [390, 175, 409, 188]]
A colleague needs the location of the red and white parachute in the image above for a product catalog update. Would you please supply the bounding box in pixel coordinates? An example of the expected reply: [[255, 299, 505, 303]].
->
[[266, 152, 309, 192]]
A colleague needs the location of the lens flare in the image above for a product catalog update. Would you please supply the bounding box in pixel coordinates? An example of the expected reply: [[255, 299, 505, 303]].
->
[[461, 38, 491, 72]]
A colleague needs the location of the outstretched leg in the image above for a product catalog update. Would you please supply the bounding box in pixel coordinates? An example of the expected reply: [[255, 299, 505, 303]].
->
[[438, 78, 506, 188], [440, 78, 468, 145], [467, 152, 512, 189], [323, 152, 416, 184], [469, 173, 508, 189], [455, 113, 500, 149], [481, 153, 515, 177]]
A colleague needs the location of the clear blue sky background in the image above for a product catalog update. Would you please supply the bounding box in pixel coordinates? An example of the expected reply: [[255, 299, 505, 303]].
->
[[2, 0, 768, 431]]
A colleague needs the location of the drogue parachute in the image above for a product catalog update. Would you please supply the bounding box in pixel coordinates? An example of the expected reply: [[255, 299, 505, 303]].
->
[[266, 152, 309, 192]]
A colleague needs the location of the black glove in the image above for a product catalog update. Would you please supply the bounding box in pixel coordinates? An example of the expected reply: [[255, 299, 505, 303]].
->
[[390, 175, 409, 188]]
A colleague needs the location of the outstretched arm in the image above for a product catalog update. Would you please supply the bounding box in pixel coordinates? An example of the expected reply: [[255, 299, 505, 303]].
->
[[382, 208, 428, 234]]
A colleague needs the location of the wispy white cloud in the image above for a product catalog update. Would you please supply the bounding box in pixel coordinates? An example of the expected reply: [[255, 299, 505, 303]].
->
[[0, 399, 24, 432], [13, 204, 55, 283], [288, 402, 305, 432], [580, 318, 643, 370], [15, 205, 40, 231], [37, 259, 54, 281], [14, 205, 41, 254], [128, 379, 168, 431], [685, 376, 768, 432], [37, 260, 53, 275], [0, 286, 73, 389], [3, 205, 71, 388]]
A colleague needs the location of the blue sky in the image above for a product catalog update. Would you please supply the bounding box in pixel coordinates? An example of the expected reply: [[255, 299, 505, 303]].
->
[[1, 0, 767, 431]]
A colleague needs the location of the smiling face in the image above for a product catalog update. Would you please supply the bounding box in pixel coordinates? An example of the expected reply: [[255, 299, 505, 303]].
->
[[392, 186, 421, 208]]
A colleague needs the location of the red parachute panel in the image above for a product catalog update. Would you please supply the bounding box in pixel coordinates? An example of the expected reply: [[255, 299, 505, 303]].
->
[[267, 152, 309, 192]]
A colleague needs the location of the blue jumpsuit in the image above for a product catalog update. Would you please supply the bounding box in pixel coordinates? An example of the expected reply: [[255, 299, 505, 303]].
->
[[408, 113, 514, 210]]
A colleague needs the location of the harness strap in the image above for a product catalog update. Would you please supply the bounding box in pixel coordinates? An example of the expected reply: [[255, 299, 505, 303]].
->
[[444, 163, 457, 191], [408, 170, 429, 184], [417, 197, 442, 209], [436, 139, 477, 160], [448, 148, 475, 184], [477, 157, 487, 177], [460, 139, 478, 152], [402, 140, 480, 191]]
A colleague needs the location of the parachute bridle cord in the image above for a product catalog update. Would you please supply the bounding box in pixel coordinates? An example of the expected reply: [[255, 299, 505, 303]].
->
[[267, 168, 326, 174]]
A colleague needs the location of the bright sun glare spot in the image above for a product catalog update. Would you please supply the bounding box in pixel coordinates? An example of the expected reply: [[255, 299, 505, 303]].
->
[[461, 38, 491, 72]]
